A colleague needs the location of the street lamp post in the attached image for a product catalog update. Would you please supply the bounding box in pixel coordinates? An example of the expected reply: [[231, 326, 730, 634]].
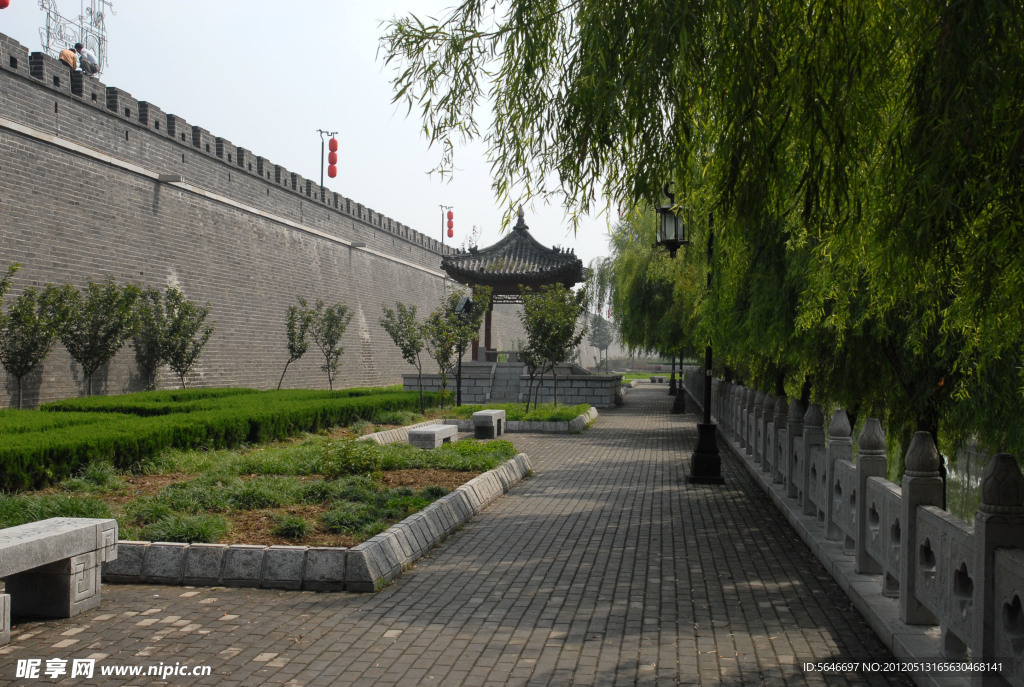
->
[[688, 215, 724, 484], [654, 187, 723, 484]]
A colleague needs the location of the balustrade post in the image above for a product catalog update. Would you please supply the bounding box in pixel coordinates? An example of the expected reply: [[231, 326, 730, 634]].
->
[[771, 396, 788, 484], [802, 405, 825, 516], [855, 419, 887, 575], [785, 399, 805, 499], [750, 390, 765, 459], [900, 432, 944, 625], [825, 410, 852, 541], [971, 454, 1024, 686], [758, 393, 775, 469]]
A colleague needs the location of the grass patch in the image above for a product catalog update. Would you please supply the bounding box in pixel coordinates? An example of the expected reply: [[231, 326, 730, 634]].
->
[[2, 431, 515, 546]]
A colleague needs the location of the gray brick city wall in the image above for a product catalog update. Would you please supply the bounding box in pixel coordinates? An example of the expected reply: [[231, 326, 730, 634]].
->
[[0, 33, 524, 406]]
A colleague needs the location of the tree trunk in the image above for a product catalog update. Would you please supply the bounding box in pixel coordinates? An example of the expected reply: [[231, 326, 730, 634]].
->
[[417, 370, 425, 414], [16, 376, 23, 410], [552, 369, 558, 407], [278, 360, 292, 390], [179, 372, 187, 390]]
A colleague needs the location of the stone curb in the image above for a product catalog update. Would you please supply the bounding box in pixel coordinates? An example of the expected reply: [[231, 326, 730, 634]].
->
[[345, 453, 533, 592], [102, 453, 533, 593]]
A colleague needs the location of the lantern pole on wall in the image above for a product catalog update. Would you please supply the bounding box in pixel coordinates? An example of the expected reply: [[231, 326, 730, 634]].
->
[[440, 204, 454, 251], [317, 129, 338, 189]]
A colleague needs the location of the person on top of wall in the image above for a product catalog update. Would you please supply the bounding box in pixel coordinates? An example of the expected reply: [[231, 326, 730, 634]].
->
[[58, 46, 77, 71], [75, 43, 98, 76]]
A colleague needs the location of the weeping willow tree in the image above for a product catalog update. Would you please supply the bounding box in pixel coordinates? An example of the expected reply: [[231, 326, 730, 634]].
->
[[382, 0, 1024, 459]]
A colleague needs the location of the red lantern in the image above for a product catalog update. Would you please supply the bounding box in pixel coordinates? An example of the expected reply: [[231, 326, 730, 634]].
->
[[328, 151, 338, 165], [447, 219, 454, 230], [327, 165, 337, 178], [328, 137, 338, 152], [0, 1, 9, 9], [447, 210, 454, 220], [447, 228, 454, 238]]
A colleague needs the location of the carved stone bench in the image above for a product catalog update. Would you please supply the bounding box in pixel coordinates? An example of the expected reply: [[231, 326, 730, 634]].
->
[[408, 424, 458, 449], [472, 409, 506, 439], [0, 518, 118, 644]]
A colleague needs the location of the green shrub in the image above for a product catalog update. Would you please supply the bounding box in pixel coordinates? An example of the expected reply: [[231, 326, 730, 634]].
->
[[63, 461, 123, 492], [318, 440, 383, 477], [322, 502, 376, 533], [0, 493, 111, 528], [271, 514, 312, 540], [444, 402, 589, 422], [1, 388, 444, 491], [140, 514, 228, 543]]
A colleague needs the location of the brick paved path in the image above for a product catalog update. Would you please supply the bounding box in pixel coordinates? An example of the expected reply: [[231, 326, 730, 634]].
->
[[0, 386, 912, 686]]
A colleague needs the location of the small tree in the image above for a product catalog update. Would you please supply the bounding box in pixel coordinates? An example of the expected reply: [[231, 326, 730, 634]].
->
[[163, 287, 215, 389], [52, 277, 138, 396], [278, 296, 314, 390], [0, 285, 60, 409], [588, 314, 614, 373], [380, 302, 426, 413], [424, 307, 459, 409], [131, 287, 167, 390], [310, 299, 352, 390], [519, 283, 589, 407], [429, 286, 491, 407]]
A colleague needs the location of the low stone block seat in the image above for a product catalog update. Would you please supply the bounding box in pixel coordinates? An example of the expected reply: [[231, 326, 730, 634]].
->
[[650, 376, 666, 383], [472, 409, 506, 439], [408, 423, 458, 449], [0, 517, 118, 644]]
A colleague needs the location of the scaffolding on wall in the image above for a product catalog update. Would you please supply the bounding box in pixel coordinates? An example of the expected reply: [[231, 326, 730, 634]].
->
[[38, 0, 114, 74]]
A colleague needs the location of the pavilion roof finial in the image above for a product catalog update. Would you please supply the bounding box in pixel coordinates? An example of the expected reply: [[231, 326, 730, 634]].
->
[[514, 206, 527, 231]]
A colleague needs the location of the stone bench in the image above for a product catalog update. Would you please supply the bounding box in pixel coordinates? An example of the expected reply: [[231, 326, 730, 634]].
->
[[472, 409, 506, 439], [0, 517, 118, 644], [650, 376, 667, 383], [408, 423, 458, 449]]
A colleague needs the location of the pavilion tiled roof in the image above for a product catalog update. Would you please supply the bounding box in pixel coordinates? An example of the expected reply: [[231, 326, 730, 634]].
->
[[441, 209, 584, 294]]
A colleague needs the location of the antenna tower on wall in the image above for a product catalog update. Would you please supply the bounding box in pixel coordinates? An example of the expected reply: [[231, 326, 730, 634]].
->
[[38, 0, 115, 74]]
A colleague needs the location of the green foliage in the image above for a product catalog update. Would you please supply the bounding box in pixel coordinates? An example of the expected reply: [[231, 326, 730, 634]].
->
[[131, 286, 215, 390], [310, 299, 352, 391], [51, 277, 138, 396], [588, 315, 614, 372], [162, 287, 215, 389], [0, 492, 112, 528], [279, 296, 314, 390], [382, 0, 1024, 463], [444, 402, 589, 422], [518, 283, 589, 408], [271, 513, 312, 540], [131, 288, 166, 391], [0, 284, 60, 408], [380, 302, 426, 412], [139, 514, 229, 544], [0, 388, 441, 491]]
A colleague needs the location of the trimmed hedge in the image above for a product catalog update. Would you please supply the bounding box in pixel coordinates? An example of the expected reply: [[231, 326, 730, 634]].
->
[[1, 389, 437, 492]]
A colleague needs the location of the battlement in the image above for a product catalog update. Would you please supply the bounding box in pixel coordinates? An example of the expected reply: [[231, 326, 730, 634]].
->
[[0, 31, 456, 258]]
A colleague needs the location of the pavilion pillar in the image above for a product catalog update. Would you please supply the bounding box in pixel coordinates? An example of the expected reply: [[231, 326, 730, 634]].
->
[[484, 302, 493, 356]]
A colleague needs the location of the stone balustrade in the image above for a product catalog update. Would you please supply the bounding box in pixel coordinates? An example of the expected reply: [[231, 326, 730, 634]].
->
[[683, 369, 1024, 687]]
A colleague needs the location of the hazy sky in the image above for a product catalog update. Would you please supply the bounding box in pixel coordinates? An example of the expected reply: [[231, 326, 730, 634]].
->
[[1, 0, 615, 267]]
